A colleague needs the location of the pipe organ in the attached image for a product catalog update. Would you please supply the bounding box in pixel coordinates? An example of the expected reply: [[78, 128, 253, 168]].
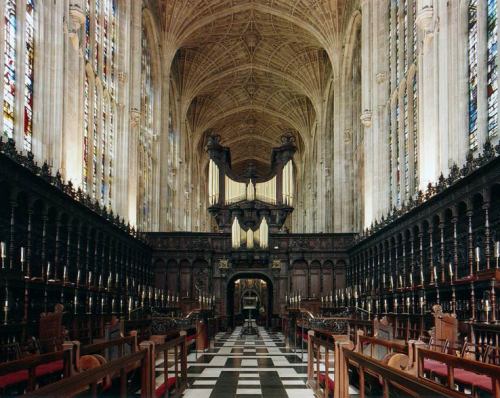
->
[[255, 177, 277, 205], [231, 216, 269, 250], [206, 132, 296, 238], [225, 177, 247, 204], [231, 217, 241, 249], [259, 218, 269, 249], [282, 160, 293, 206], [208, 159, 219, 205]]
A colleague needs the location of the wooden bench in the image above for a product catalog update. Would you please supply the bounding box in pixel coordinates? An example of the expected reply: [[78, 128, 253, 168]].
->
[[74, 335, 139, 370], [335, 339, 465, 398], [417, 347, 500, 396], [152, 334, 188, 398], [357, 335, 408, 363], [0, 342, 74, 394], [23, 341, 155, 398], [306, 329, 352, 398]]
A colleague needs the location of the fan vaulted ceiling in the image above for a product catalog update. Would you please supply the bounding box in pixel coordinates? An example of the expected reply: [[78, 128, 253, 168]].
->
[[155, 0, 353, 175]]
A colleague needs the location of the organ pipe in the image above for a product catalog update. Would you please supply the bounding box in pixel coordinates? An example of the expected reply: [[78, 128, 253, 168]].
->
[[246, 179, 255, 200], [246, 229, 254, 249], [282, 160, 294, 206], [225, 176, 247, 204], [208, 159, 219, 205], [259, 218, 269, 249], [231, 217, 241, 249], [256, 176, 276, 204]]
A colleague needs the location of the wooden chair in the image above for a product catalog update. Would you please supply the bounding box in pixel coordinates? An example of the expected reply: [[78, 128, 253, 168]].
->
[[37, 306, 65, 354]]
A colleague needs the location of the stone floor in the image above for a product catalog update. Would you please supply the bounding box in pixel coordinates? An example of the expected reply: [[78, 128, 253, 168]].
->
[[176, 326, 314, 398], [147, 325, 361, 397]]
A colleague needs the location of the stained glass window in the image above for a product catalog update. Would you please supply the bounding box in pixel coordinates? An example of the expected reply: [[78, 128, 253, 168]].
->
[[94, 0, 101, 72], [468, 0, 479, 150], [92, 84, 98, 198], [396, 101, 401, 206], [83, 0, 117, 208], [388, 0, 418, 205], [24, 0, 34, 152], [404, 88, 409, 198], [85, 0, 90, 61], [83, 73, 90, 192], [413, 74, 418, 192], [396, 0, 400, 86], [101, 97, 107, 204], [487, 0, 498, 138], [3, 0, 17, 139], [139, 26, 154, 230]]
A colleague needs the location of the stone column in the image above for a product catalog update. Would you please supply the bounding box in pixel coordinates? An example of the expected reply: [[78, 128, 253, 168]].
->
[[62, 2, 86, 185], [159, 46, 176, 231], [361, 0, 375, 227], [416, 1, 439, 188], [126, 2, 142, 226]]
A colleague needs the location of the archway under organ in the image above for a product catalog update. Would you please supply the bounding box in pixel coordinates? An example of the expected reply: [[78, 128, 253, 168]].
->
[[226, 272, 273, 330]]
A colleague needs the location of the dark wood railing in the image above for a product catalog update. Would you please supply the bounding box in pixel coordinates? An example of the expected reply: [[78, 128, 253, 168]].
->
[[153, 335, 188, 397], [24, 341, 154, 398], [0, 343, 74, 392], [417, 347, 500, 396], [337, 340, 464, 398]]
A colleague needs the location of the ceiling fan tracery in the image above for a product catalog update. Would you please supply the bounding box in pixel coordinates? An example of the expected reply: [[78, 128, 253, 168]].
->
[[159, 0, 350, 176]]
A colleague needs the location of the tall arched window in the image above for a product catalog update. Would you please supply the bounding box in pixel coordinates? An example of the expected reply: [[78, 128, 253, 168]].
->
[[82, 0, 117, 208], [2, 0, 36, 151], [3, 0, 17, 140], [487, 0, 498, 138], [468, 0, 498, 151], [24, 0, 35, 151], [138, 25, 155, 230], [388, 0, 418, 207]]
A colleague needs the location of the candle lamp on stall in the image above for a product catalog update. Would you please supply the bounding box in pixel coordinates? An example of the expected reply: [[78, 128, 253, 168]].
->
[[0, 242, 6, 270], [495, 241, 500, 269], [3, 284, 8, 325], [20, 247, 26, 275], [476, 246, 481, 272], [484, 299, 490, 324]]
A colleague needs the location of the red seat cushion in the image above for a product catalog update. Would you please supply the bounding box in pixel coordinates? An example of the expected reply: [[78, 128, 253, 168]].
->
[[423, 359, 448, 377], [187, 335, 195, 343], [35, 360, 64, 377], [155, 376, 177, 397], [454, 369, 492, 393], [0, 370, 29, 388], [318, 372, 334, 394], [473, 375, 493, 393]]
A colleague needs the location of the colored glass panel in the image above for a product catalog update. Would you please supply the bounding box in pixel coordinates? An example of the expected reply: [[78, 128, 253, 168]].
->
[[83, 74, 90, 192], [3, 0, 16, 139], [23, 0, 34, 152], [468, 0, 479, 150], [487, 0, 498, 138]]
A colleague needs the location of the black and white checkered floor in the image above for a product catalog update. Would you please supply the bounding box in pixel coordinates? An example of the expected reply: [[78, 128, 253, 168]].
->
[[168, 326, 314, 398]]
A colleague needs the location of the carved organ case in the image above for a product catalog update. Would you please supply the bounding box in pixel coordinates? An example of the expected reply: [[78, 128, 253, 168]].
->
[[206, 133, 296, 249]]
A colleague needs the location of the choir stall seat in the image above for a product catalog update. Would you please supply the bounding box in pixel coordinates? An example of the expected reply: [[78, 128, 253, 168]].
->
[[155, 376, 177, 398], [454, 368, 493, 394], [318, 373, 335, 397], [0, 370, 29, 390], [0, 343, 73, 393], [34, 359, 64, 377]]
